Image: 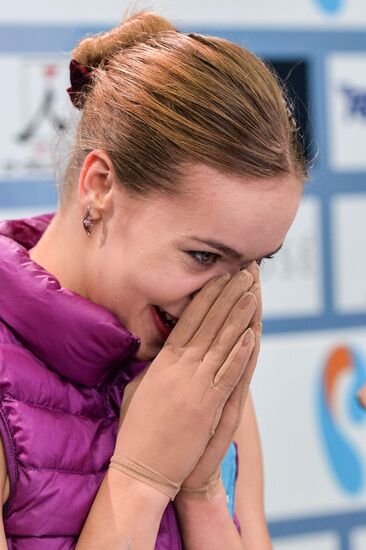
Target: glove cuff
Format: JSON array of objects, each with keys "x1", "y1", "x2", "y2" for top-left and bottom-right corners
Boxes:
[
  {"x1": 110, "y1": 455, "x2": 181, "y2": 500},
  {"x1": 179, "y1": 470, "x2": 222, "y2": 501}
]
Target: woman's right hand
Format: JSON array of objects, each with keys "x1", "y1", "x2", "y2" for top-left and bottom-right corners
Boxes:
[{"x1": 111, "y1": 270, "x2": 257, "y2": 499}]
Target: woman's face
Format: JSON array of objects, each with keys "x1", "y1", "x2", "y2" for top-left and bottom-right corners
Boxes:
[{"x1": 86, "y1": 163, "x2": 302, "y2": 360}]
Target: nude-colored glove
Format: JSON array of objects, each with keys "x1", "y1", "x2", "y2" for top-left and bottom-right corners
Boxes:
[
  {"x1": 110, "y1": 270, "x2": 257, "y2": 500},
  {"x1": 177, "y1": 262, "x2": 262, "y2": 501}
]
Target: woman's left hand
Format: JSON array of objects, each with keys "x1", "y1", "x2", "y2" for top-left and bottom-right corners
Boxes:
[{"x1": 176, "y1": 263, "x2": 262, "y2": 501}]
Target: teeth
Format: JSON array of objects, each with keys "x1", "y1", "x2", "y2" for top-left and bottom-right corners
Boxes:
[{"x1": 157, "y1": 306, "x2": 178, "y2": 326}]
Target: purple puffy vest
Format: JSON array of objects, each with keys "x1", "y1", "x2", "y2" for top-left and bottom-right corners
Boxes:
[{"x1": 0, "y1": 214, "x2": 183, "y2": 549}]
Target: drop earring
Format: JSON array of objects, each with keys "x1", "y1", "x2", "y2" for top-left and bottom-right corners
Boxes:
[{"x1": 82, "y1": 205, "x2": 93, "y2": 237}]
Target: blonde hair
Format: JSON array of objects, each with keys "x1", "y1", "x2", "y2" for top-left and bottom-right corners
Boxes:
[{"x1": 63, "y1": 11, "x2": 307, "y2": 198}]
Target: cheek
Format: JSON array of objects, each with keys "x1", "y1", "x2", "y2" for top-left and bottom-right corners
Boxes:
[
  {"x1": 132, "y1": 258, "x2": 210, "y2": 305},
  {"x1": 99, "y1": 259, "x2": 190, "y2": 307},
  {"x1": 100, "y1": 243, "x2": 213, "y2": 307},
  {"x1": 141, "y1": 271, "x2": 198, "y2": 303}
]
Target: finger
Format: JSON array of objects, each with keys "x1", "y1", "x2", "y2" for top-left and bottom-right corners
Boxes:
[
  {"x1": 249, "y1": 283, "x2": 262, "y2": 324},
  {"x1": 206, "y1": 361, "x2": 249, "y2": 464},
  {"x1": 185, "y1": 270, "x2": 254, "y2": 359},
  {"x1": 205, "y1": 329, "x2": 255, "y2": 436},
  {"x1": 233, "y1": 322, "x2": 262, "y2": 405},
  {"x1": 212, "y1": 327, "x2": 255, "y2": 390},
  {"x1": 246, "y1": 261, "x2": 260, "y2": 284},
  {"x1": 184, "y1": 371, "x2": 248, "y2": 487},
  {"x1": 246, "y1": 262, "x2": 262, "y2": 323},
  {"x1": 214, "y1": 322, "x2": 261, "y2": 440},
  {"x1": 202, "y1": 292, "x2": 257, "y2": 370},
  {"x1": 165, "y1": 273, "x2": 230, "y2": 351}
]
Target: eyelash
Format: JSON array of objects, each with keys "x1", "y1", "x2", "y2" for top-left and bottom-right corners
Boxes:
[
  {"x1": 188, "y1": 251, "x2": 276, "y2": 268},
  {"x1": 256, "y1": 254, "x2": 275, "y2": 267},
  {"x1": 188, "y1": 251, "x2": 220, "y2": 266}
]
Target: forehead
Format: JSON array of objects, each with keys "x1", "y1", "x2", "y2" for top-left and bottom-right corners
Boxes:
[
  {"x1": 176, "y1": 163, "x2": 300, "y2": 210},
  {"x1": 127, "y1": 164, "x2": 302, "y2": 259}
]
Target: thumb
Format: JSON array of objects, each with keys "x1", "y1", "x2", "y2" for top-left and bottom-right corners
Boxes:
[{"x1": 119, "y1": 368, "x2": 148, "y2": 428}]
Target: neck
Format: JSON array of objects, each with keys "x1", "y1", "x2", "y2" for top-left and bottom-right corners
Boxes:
[{"x1": 30, "y1": 210, "x2": 88, "y2": 297}]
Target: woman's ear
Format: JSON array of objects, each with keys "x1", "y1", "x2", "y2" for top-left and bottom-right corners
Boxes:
[{"x1": 78, "y1": 149, "x2": 117, "y2": 218}]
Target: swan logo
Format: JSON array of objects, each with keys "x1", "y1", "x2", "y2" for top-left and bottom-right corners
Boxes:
[
  {"x1": 315, "y1": 0, "x2": 344, "y2": 14},
  {"x1": 318, "y1": 346, "x2": 366, "y2": 494}
]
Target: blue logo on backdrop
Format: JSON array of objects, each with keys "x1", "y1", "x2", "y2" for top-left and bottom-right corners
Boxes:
[
  {"x1": 315, "y1": 0, "x2": 344, "y2": 13},
  {"x1": 342, "y1": 86, "x2": 366, "y2": 119}
]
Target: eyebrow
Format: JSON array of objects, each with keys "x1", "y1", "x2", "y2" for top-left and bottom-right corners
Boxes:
[{"x1": 189, "y1": 237, "x2": 283, "y2": 262}]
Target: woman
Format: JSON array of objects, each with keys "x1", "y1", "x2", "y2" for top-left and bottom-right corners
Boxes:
[{"x1": 0, "y1": 11, "x2": 306, "y2": 550}]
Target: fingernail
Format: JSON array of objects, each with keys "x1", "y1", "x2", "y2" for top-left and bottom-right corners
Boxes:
[
  {"x1": 239, "y1": 293, "x2": 256, "y2": 309},
  {"x1": 242, "y1": 328, "x2": 254, "y2": 346},
  {"x1": 253, "y1": 321, "x2": 262, "y2": 335},
  {"x1": 248, "y1": 261, "x2": 260, "y2": 276},
  {"x1": 238, "y1": 269, "x2": 251, "y2": 281}
]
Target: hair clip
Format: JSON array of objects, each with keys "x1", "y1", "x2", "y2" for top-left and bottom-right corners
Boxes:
[{"x1": 67, "y1": 59, "x2": 92, "y2": 109}]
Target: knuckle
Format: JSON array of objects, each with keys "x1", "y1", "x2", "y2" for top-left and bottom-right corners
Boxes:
[{"x1": 163, "y1": 340, "x2": 183, "y2": 354}]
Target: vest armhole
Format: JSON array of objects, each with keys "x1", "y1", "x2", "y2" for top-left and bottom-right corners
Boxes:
[{"x1": 0, "y1": 408, "x2": 18, "y2": 516}]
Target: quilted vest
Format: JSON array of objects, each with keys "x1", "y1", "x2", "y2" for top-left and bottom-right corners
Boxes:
[{"x1": 0, "y1": 214, "x2": 238, "y2": 549}]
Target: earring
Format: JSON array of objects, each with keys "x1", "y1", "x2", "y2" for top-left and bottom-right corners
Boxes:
[{"x1": 82, "y1": 205, "x2": 93, "y2": 237}]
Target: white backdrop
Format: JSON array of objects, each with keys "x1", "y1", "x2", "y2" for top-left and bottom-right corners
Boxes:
[{"x1": 0, "y1": 0, "x2": 365, "y2": 28}]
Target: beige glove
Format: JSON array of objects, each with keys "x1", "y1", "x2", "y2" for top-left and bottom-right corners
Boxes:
[
  {"x1": 178, "y1": 262, "x2": 262, "y2": 500},
  {"x1": 110, "y1": 270, "x2": 257, "y2": 499}
]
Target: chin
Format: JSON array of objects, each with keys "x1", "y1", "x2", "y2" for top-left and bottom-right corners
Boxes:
[{"x1": 135, "y1": 341, "x2": 162, "y2": 362}]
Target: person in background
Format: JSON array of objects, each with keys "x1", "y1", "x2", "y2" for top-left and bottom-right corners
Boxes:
[{"x1": 0, "y1": 11, "x2": 306, "y2": 550}]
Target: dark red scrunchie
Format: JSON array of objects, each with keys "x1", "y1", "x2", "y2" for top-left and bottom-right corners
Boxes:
[{"x1": 67, "y1": 59, "x2": 92, "y2": 109}]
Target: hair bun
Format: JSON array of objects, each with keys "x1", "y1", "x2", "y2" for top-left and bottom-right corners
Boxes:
[{"x1": 72, "y1": 11, "x2": 175, "y2": 68}]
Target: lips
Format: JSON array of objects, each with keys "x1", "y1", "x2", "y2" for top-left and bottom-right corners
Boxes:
[{"x1": 150, "y1": 305, "x2": 179, "y2": 340}]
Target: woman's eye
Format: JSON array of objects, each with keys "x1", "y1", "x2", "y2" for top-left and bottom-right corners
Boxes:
[{"x1": 188, "y1": 251, "x2": 219, "y2": 266}]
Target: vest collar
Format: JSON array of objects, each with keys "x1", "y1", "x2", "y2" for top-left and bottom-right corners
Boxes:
[{"x1": 0, "y1": 214, "x2": 140, "y2": 387}]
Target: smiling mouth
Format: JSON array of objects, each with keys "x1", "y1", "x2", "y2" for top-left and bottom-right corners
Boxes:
[
  {"x1": 150, "y1": 306, "x2": 178, "y2": 341},
  {"x1": 155, "y1": 306, "x2": 179, "y2": 328},
  {"x1": 150, "y1": 305, "x2": 179, "y2": 341}
]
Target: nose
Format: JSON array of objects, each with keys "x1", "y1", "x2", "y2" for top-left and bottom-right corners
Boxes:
[
  {"x1": 189, "y1": 269, "x2": 236, "y2": 301},
  {"x1": 189, "y1": 264, "x2": 253, "y2": 301}
]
